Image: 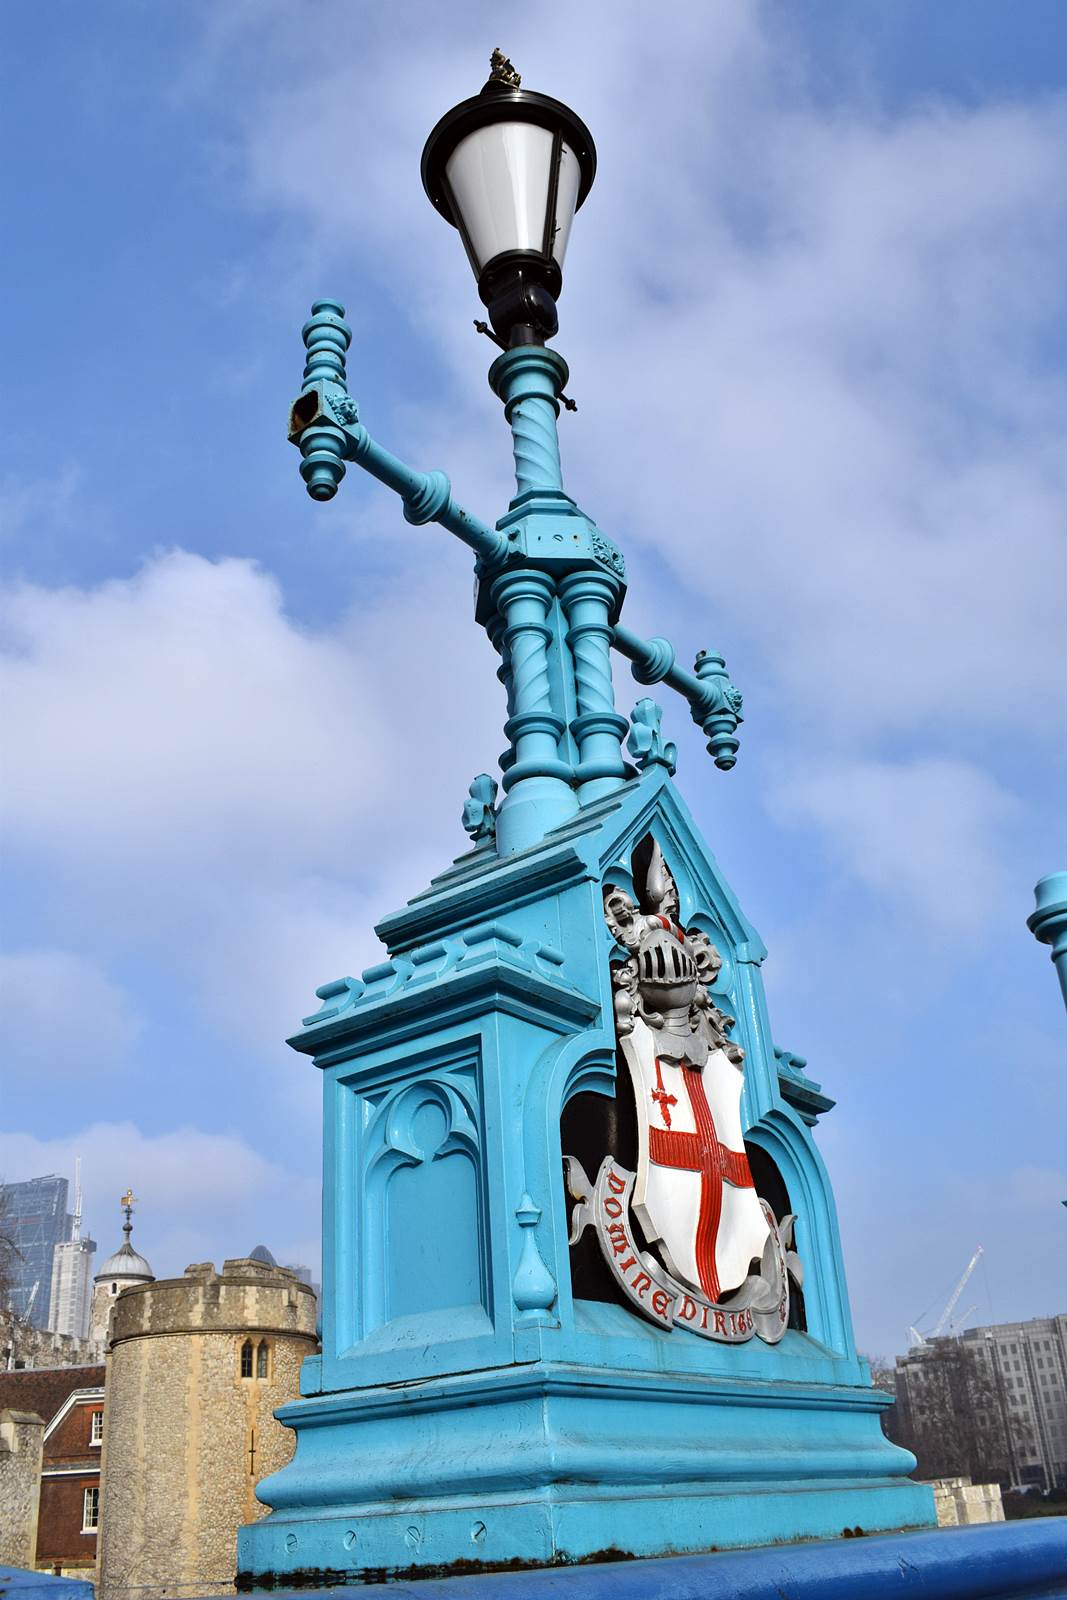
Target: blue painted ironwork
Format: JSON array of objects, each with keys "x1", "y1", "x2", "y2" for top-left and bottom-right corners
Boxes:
[
  {"x1": 249, "y1": 92, "x2": 947, "y2": 1582},
  {"x1": 289, "y1": 299, "x2": 745, "y2": 851},
  {"x1": 1029, "y1": 870, "x2": 1067, "y2": 1015},
  {"x1": 289, "y1": 302, "x2": 507, "y2": 565},
  {"x1": 612, "y1": 624, "x2": 744, "y2": 772},
  {"x1": 238, "y1": 765, "x2": 934, "y2": 1581},
  {"x1": 236, "y1": 1520, "x2": 1067, "y2": 1599},
  {"x1": 461, "y1": 774, "x2": 498, "y2": 844},
  {"x1": 0, "y1": 1572, "x2": 95, "y2": 1600},
  {"x1": 626, "y1": 698, "x2": 677, "y2": 777}
]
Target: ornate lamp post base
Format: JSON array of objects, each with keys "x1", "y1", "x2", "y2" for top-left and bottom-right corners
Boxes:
[
  {"x1": 247, "y1": 54, "x2": 949, "y2": 1591},
  {"x1": 236, "y1": 767, "x2": 932, "y2": 1586}
]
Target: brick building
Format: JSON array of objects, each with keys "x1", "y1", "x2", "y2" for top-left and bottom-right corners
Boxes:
[{"x1": 0, "y1": 1364, "x2": 105, "y2": 1576}]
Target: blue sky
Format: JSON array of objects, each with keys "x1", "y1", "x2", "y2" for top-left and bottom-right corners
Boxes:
[{"x1": 1, "y1": 1, "x2": 1064, "y2": 1357}]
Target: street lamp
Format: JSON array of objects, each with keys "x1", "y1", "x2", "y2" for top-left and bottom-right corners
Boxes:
[
  {"x1": 286, "y1": 50, "x2": 744, "y2": 852},
  {"x1": 242, "y1": 51, "x2": 963, "y2": 1591},
  {"x1": 420, "y1": 48, "x2": 596, "y2": 346}
]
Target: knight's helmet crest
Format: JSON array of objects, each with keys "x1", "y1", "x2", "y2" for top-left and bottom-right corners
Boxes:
[{"x1": 604, "y1": 841, "x2": 732, "y2": 1065}]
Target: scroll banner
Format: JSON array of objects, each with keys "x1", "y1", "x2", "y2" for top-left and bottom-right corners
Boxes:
[{"x1": 574, "y1": 1156, "x2": 792, "y2": 1346}]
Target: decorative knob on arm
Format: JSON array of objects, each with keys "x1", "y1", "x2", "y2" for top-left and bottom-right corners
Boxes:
[
  {"x1": 692, "y1": 650, "x2": 744, "y2": 770},
  {"x1": 288, "y1": 300, "x2": 354, "y2": 502}
]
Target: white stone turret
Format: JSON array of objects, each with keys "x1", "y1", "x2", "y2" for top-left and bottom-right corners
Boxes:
[{"x1": 89, "y1": 1190, "x2": 154, "y2": 1347}]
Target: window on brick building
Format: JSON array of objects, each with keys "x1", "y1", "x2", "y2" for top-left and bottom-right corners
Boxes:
[
  {"x1": 256, "y1": 1340, "x2": 269, "y2": 1379},
  {"x1": 82, "y1": 1487, "x2": 100, "y2": 1531},
  {"x1": 240, "y1": 1339, "x2": 254, "y2": 1377},
  {"x1": 90, "y1": 1410, "x2": 103, "y2": 1445}
]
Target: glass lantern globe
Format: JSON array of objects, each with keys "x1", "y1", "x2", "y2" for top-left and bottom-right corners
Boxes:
[{"x1": 422, "y1": 58, "x2": 596, "y2": 345}]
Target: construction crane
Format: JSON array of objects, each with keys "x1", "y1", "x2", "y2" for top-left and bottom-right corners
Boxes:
[
  {"x1": 907, "y1": 1245, "x2": 984, "y2": 1349},
  {"x1": 71, "y1": 1156, "x2": 83, "y2": 1242},
  {"x1": 946, "y1": 1303, "x2": 978, "y2": 1337}
]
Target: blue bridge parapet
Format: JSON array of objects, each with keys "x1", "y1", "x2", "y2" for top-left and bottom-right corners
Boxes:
[{"x1": 239, "y1": 1521, "x2": 1067, "y2": 1600}]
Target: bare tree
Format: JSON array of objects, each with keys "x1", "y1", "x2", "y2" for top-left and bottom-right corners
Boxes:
[{"x1": 890, "y1": 1338, "x2": 1023, "y2": 1486}]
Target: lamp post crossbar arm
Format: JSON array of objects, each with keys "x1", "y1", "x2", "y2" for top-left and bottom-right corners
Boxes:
[
  {"x1": 290, "y1": 298, "x2": 509, "y2": 567},
  {"x1": 612, "y1": 622, "x2": 744, "y2": 772},
  {"x1": 342, "y1": 423, "x2": 508, "y2": 565}
]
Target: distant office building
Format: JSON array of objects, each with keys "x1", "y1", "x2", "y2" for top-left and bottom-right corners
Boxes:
[
  {"x1": 0, "y1": 1177, "x2": 70, "y2": 1330},
  {"x1": 48, "y1": 1238, "x2": 97, "y2": 1341},
  {"x1": 893, "y1": 1313, "x2": 1067, "y2": 1492}
]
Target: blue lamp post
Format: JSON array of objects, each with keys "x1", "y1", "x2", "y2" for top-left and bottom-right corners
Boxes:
[
  {"x1": 287, "y1": 51, "x2": 742, "y2": 854},
  {"x1": 238, "y1": 51, "x2": 937, "y2": 1586},
  {"x1": 1028, "y1": 871, "x2": 1067, "y2": 1017}
]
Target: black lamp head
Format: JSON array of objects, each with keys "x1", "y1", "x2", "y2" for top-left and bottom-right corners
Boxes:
[{"x1": 421, "y1": 52, "x2": 597, "y2": 345}]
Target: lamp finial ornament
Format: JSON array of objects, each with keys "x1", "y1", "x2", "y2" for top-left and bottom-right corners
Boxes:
[{"x1": 488, "y1": 48, "x2": 521, "y2": 89}]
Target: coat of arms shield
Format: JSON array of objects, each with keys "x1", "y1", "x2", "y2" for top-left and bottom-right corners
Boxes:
[{"x1": 565, "y1": 840, "x2": 802, "y2": 1345}]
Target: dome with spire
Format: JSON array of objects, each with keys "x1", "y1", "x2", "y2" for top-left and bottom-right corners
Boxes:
[
  {"x1": 95, "y1": 1190, "x2": 154, "y2": 1285},
  {"x1": 96, "y1": 1237, "x2": 154, "y2": 1284}
]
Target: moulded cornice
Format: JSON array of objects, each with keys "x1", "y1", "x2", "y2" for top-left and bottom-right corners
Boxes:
[
  {"x1": 291, "y1": 936, "x2": 599, "y2": 1062},
  {"x1": 276, "y1": 1358, "x2": 895, "y2": 1430}
]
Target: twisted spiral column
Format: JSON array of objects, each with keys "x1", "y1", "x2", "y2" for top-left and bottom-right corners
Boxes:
[
  {"x1": 558, "y1": 570, "x2": 629, "y2": 797},
  {"x1": 491, "y1": 568, "x2": 577, "y2": 853},
  {"x1": 486, "y1": 610, "x2": 517, "y2": 775},
  {"x1": 490, "y1": 347, "x2": 568, "y2": 501},
  {"x1": 510, "y1": 396, "x2": 563, "y2": 499}
]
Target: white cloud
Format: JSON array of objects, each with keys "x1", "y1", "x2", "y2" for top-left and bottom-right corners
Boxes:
[
  {"x1": 0, "y1": 550, "x2": 391, "y2": 870},
  {"x1": 0, "y1": 950, "x2": 143, "y2": 1077},
  {"x1": 221, "y1": 5, "x2": 1067, "y2": 755},
  {"x1": 0, "y1": 548, "x2": 505, "y2": 1055},
  {"x1": 565, "y1": 95, "x2": 1067, "y2": 748},
  {"x1": 766, "y1": 756, "x2": 1016, "y2": 932},
  {"x1": 0, "y1": 1121, "x2": 318, "y2": 1280}
]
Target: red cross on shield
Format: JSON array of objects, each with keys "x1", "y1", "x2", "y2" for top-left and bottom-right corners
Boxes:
[{"x1": 623, "y1": 1016, "x2": 771, "y2": 1301}]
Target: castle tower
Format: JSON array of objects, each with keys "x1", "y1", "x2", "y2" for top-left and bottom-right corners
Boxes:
[
  {"x1": 96, "y1": 1252, "x2": 317, "y2": 1600},
  {"x1": 89, "y1": 1191, "x2": 154, "y2": 1347}
]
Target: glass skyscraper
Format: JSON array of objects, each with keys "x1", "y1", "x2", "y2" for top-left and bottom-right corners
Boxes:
[{"x1": 0, "y1": 1174, "x2": 70, "y2": 1329}]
